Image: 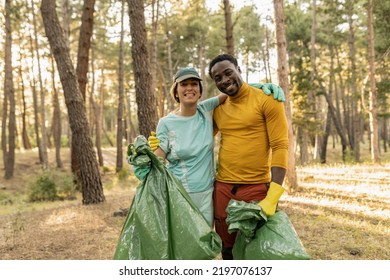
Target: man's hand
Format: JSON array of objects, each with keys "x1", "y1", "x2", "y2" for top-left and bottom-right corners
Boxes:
[
  {"x1": 148, "y1": 131, "x2": 160, "y2": 151},
  {"x1": 249, "y1": 83, "x2": 285, "y2": 102},
  {"x1": 258, "y1": 182, "x2": 285, "y2": 216}
]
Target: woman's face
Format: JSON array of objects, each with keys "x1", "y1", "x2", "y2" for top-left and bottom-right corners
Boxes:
[
  {"x1": 210, "y1": 60, "x2": 243, "y2": 96},
  {"x1": 176, "y1": 78, "x2": 201, "y2": 104}
]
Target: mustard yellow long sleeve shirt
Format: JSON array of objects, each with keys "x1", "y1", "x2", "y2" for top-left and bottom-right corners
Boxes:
[{"x1": 213, "y1": 83, "x2": 289, "y2": 184}]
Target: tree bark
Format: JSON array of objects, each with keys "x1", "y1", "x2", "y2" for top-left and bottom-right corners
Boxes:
[
  {"x1": 273, "y1": 0, "x2": 297, "y2": 191},
  {"x1": 76, "y1": 0, "x2": 95, "y2": 101},
  {"x1": 50, "y1": 55, "x2": 63, "y2": 168},
  {"x1": 346, "y1": 0, "x2": 361, "y2": 162},
  {"x1": 31, "y1": 0, "x2": 49, "y2": 169},
  {"x1": 41, "y1": 0, "x2": 105, "y2": 204},
  {"x1": 16, "y1": 30, "x2": 32, "y2": 150},
  {"x1": 150, "y1": 0, "x2": 160, "y2": 117},
  {"x1": 3, "y1": 0, "x2": 16, "y2": 179},
  {"x1": 319, "y1": 80, "x2": 348, "y2": 160},
  {"x1": 90, "y1": 56, "x2": 103, "y2": 167},
  {"x1": 127, "y1": 0, "x2": 158, "y2": 137},
  {"x1": 116, "y1": 0, "x2": 125, "y2": 173},
  {"x1": 21, "y1": 82, "x2": 32, "y2": 150},
  {"x1": 60, "y1": 0, "x2": 71, "y2": 50},
  {"x1": 265, "y1": 27, "x2": 272, "y2": 82},
  {"x1": 223, "y1": 0, "x2": 235, "y2": 55},
  {"x1": 73, "y1": 0, "x2": 96, "y2": 180},
  {"x1": 367, "y1": 0, "x2": 380, "y2": 163},
  {"x1": 166, "y1": 31, "x2": 175, "y2": 112},
  {"x1": 320, "y1": 109, "x2": 332, "y2": 164},
  {"x1": 310, "y1": 0, "x2": 323, "y2": 161}
]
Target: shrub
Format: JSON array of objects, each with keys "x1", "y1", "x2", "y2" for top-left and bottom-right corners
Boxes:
[
  {"x1": 54, "y1": 172, "x2": 77, "y2": 200},
  {"x1": 27, "y1": 171, "x2": 77, "y2": 202},
  {"x1": 116, "y1": 167, "x2": 130, "y2": 181},
  {"x1": 0, "y1": 191, "x2": 14, "y2": 205},
  {"x1": 27, "y1": 174, "x2": 57, "y2": 202}
]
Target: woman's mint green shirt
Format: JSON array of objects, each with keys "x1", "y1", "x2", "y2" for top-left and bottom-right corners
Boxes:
[{"x1": 156, "y1": 97, "x2": 219, "y2": 193}]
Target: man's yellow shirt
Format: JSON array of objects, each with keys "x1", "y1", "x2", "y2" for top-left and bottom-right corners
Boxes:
[{"x1": 213, "y1": 83, "x2": 289, "y2": 184}]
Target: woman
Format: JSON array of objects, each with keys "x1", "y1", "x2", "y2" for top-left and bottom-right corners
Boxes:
[{"x1": 151, "y1": 67, "x2": 225, "y2": 227}]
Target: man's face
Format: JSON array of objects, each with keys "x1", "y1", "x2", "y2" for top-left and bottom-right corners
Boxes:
[{"x1": 210, "y1": 60, "x2": 243, "y2": 96}]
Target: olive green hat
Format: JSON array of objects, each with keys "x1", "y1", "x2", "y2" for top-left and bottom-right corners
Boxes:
[{"x1": 173, "y1": 67, "x2": 202, "y2": 83}]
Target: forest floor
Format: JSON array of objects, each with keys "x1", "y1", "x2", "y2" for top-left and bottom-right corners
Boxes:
[{"x1": 0, "y1": 148, "x2": 389, "y2": 260}]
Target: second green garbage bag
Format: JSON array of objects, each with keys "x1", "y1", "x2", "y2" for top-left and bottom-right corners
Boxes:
[
  {"x1": 226, "y1": 199, "x2": 310, "y2": 260},
  {"x1": 113, "y1": 136, "x2": 222, "y2": 260}
]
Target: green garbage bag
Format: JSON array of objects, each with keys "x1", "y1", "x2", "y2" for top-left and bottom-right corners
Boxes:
[
  {"x1": 226, "y1": 199, "x2": 310, "y2": 260},
  {"x1": 226, "y1": 199, "x2": 267, "y2": 239},
  {"x1": 113, "y1": 135, "x2": 222, "y2": 260}
]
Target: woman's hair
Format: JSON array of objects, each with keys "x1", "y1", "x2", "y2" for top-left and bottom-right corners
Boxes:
[{"x1": 170, "y1": 80, "x2": 203, "y2": 103}]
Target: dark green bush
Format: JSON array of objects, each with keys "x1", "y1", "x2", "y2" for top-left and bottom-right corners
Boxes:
[
  {"x1": 27, "y1": 174, "x2": 57, "y2": 202},
  {"x1": 55, "y1": 172, "x2": 77, "y2": 200},
  {"x1": 116, "y1": 167, "x2": 130, "y2": 181},
  {"x1": 27, "y1": 171, "x2": 77, "y2": 202}
]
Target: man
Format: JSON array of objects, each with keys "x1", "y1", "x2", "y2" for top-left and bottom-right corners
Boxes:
[{"x1": 209, "y1": 53, "x2": 289, "y2": 260}]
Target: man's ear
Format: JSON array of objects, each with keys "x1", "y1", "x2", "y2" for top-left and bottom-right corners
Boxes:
[{"x1": 237, "y1": 66, "x2": 242, "y2": 73}]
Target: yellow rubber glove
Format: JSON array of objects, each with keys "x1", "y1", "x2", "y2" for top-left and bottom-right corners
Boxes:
[
  {"x1": 148, "y1": 131, "x2": 160, "y2": 151},
  {"x1": 258, "y1": 182, "x2": 285, "y2": 216}
]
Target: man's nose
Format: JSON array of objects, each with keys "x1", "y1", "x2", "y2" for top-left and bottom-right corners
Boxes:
[{"x1": 222, "y1": 76, "x2": 230, "y2": 84}]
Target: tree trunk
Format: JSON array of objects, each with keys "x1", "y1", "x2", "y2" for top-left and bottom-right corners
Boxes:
[
  {"x1": 127, "y1": 0, "x2": 158, "y2": 136},
  {"x1": 223, "y1": 0, "x2": 235, "y2": 55},
  {"x1": 73, "y1": 0, "x2": 96, "y2": 180},
  {"x1": 382, "y1": 119, "x2": 388, "y2": 153},
  {"x1": 346, "y1": 0, "x2": 361, "y2": 162},
  {"x1": 31, "y1": 0, "x2": 49, "y2": 169},
  {"x1": 273, "y1": 0, "x2": 297, "y2": 191},
  {"x1": 319, "y1": 81, "x2": 348, "y2": 160},
  {"x1": 198, "y1": 44, "x2": 208, "y2": 98},
  {"x1": 60, "y1": 0, "x2": 71, "y2": 49},
  {"x1": 166, "y1": 31, "x2": 175, "y2": 112},
  {"x1": 76, "y1": 0, "x2": 95, "y2": 101},
  {"x1": 310, "y1": 0, "x2": 322, "y2": 161},
  {"x1": 367, "y1": 0, "x2": 380, "y2": 163},
  {"x1": 320, "y1": 109, "x2": 332, "y2": 164},
  {"x1": 3, "y1": 0, "x2": 16, "y2": 179},
  {"x1": 2, "y1": 84, "x2": 8, "y2": 169},
  {"x1": 90, "y1": 62, "x2": 103, "y2": 167},
  {"x1": 26, "y1": 0, "x2": 42, "y2": 163},
  {"x1": 21, "y1": 82, "x2": 32, "y2": 150},
  {"x1": 150, "y1": 0, "x2": 160, "y2": 117},
  {"x1": 125, "y1": 91, "x2": 137, "y2": 142},
  {"x1": 16, "y1": 30, "x2": 32, "y2": 150},
  {"x1": 335, "y1": 46, "x2": 352, "y2": 152},
  {"x1": 41, "y1": 0, "x2": 105, "y2": 204},
  {"x1": 116, "y1": 0, "x2": 125, "y2": 173},
  {"x1": 265, "y1": 27, "x2": 272, "y2": 82},
  {"x1": 299, "y1": 129, "x2": 309, "y2": 165},
  {"x1": 50, "y1": 55, "x2": 63, "y2": 169}
]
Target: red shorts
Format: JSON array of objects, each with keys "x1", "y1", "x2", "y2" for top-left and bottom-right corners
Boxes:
[{"x1": 213, "y1": 181, "x2": 269, "y2": 248}]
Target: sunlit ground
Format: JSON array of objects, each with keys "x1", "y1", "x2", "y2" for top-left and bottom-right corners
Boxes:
[{"x1": 279, "y1": 162, "x2": 390, "y2": 259}]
